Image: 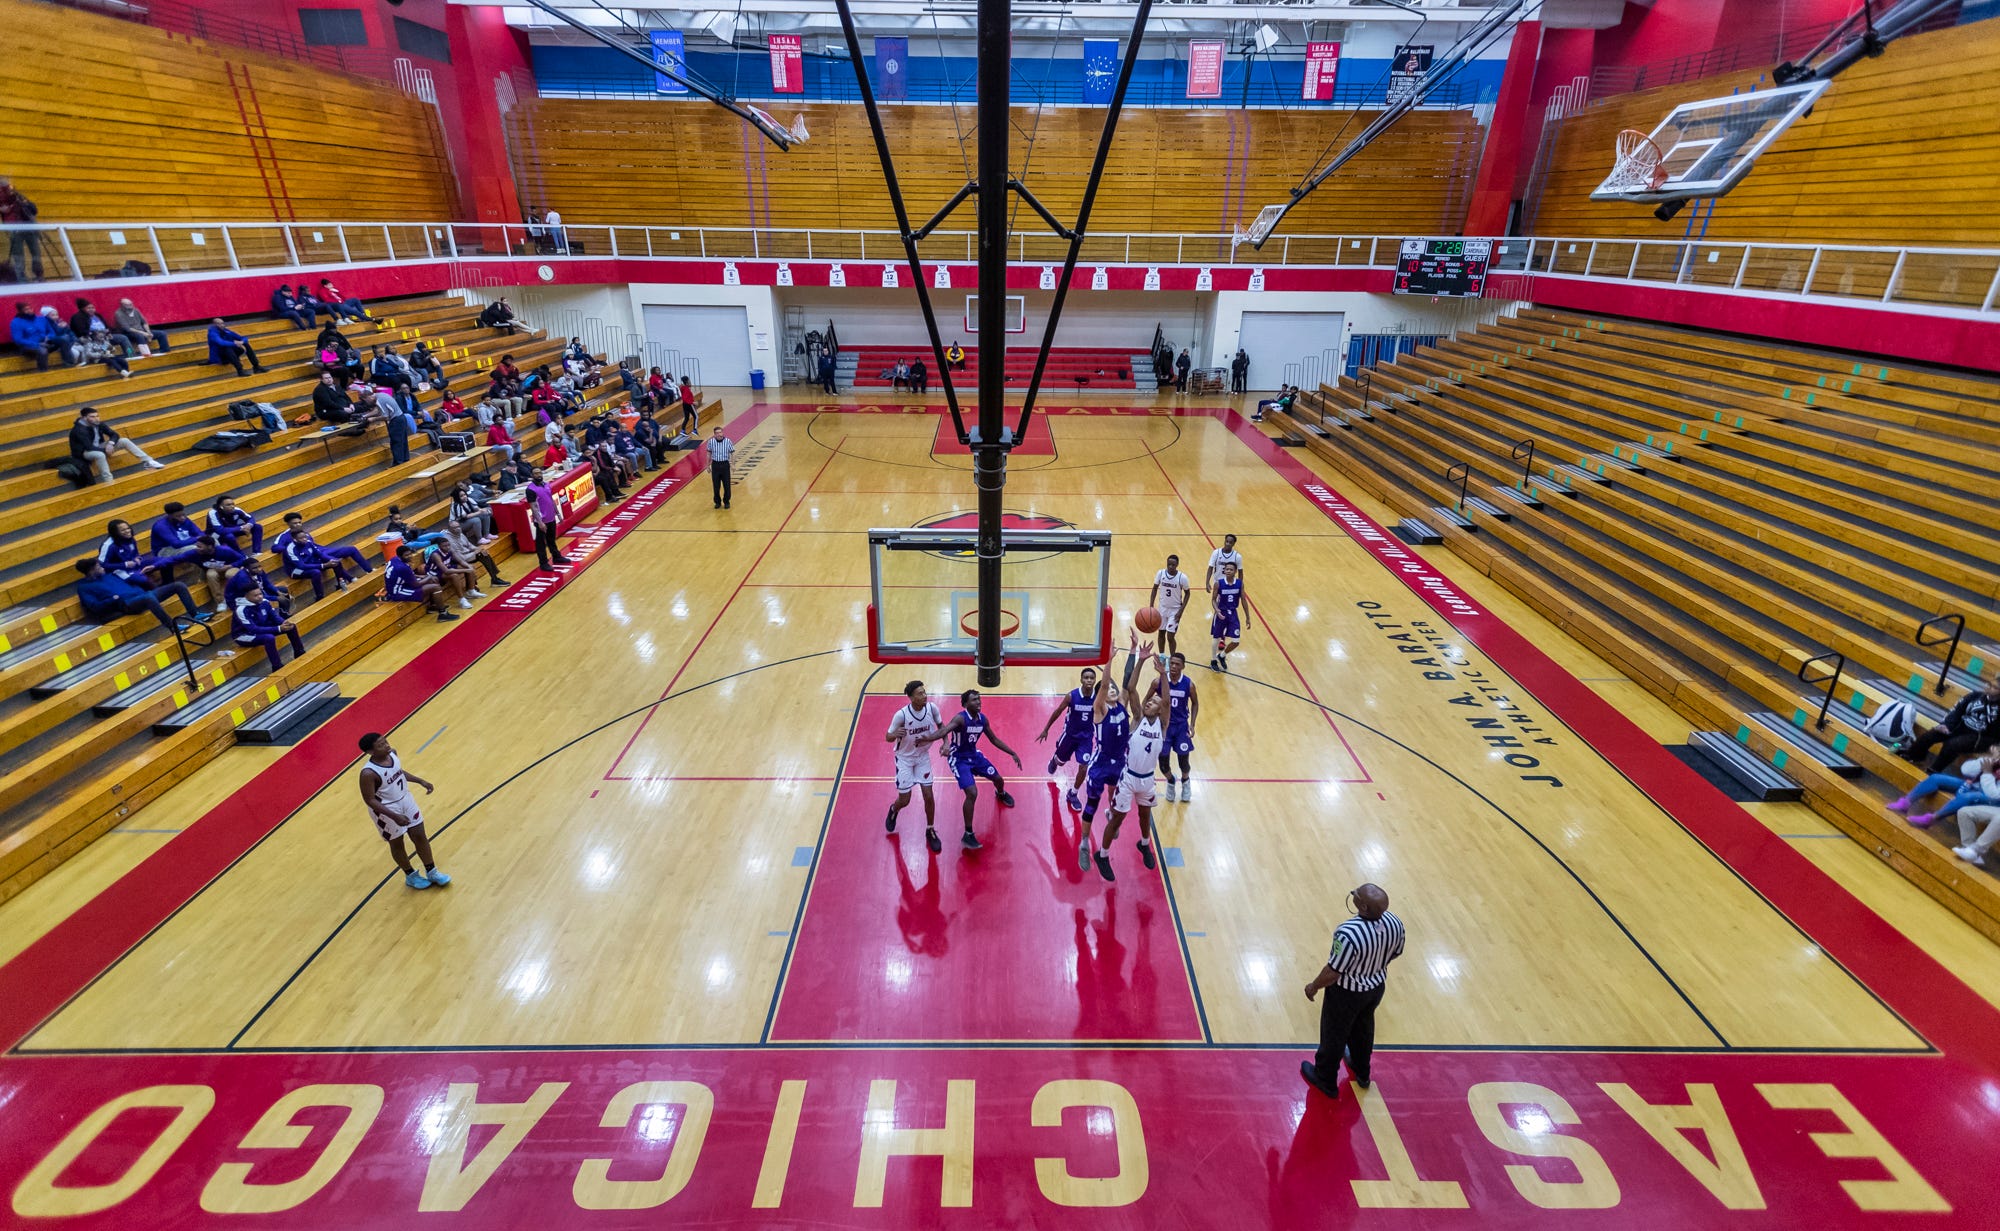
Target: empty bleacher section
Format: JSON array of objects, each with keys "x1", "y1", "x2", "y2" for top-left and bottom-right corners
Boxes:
[
  {"x1": 506, "y1": 102, "x2": 1484, "y2": 243},
  {"x1": 1527, "y1": 16, "x2": 2000, "y2": 246},
  {"x1": 0, "y1": 0, "x2": 457, "y2": 269},
  {"x1": 1272, "y1": 309, "x2": 2000, "y2": 941},
  {"x1": 0, "y1": 290, "x2": 707, "y2": 905}
]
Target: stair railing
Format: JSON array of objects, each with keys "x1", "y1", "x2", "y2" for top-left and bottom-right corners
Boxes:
[
  {"x1": 1443, "y1": 461, "x2": 1471, "y2": 514},
  {"x1": 1798, "y1": 651, "x2": 1847, "y2": 730},
  {"x1": 1511, "y1": 437, "x2": 1538, "y2": 488},
  {"x1": 1915, "y1": 613, "x2": 1965, "y2": 697}
]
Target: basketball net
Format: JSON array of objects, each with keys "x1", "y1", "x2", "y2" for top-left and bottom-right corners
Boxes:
[{"x1": 1604, "y1": 128, "x2": 1667, "y2": 194}]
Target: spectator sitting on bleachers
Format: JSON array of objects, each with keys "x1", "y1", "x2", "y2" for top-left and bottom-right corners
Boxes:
[
  {"x1": 564, "y1": 352, "x2": 601, "y2": 390},
  {"x1": 484, "y1": 414, "x2": 520, "y2": 460},
  {"x1": 95, "y1": 517, "x2": 156, "y2": 582},
  {"x1": 206, "y1": 493, "x2": 264, "y2": 554},
  {"x1": 892, "y1": 358, "x2": 910, "y2": 391},
  {"x1": 312, "y1": 373, "x2": 371, "y2": 427},
  {"x1": 448, "y1": 480, "x2": 497, "y2": 543},
  {"x1": 1889, "y1": 745, "x2": 1999, "y2": 827},
  {"x1": 164, "y1": 535, "x2": 246, "y2": 617},
  {"x1": 206, "y1": 318, "x2": 267, "y2": 376},
  {"x1": 224, "y1": 557, "x2": 290, "y2": 619},
  {"x1": 408, "y1": 340, "x2": 448, "y2": 390},
  {"x1": 231, "y1": 578, "x2": 305, "y2": 672},
  {"x1": 280, "y1": 522, "x2": 364, "y2": 601},
  {"x1": 424, "y1": 541, "x2": 479, "y2": 609},
  {"x1": 370, "y1": 345, "x2": 412, "y2": 387},
  {"x1": 438, "y1": 517, "x2": 504, "y2": 588},
  {"x1": 383, "y1": 545, "x2": 459, "y2": 622},
  {"x1": 71, "y1": 407, "x2": 162, "y2": 483},
  {"x1": 648, "y1": 366, "x2": 671, "y2": 407},
  {"x1": 316, "y1": 279, "x2": 372, "y2": 323},
  {"x1": 476, "y1": 297, "x2": 521, "y2": 335},
  {"x1": 148, "y1": 501, "x2": 205, "y2": 571},
  {"x1": 529, "y1": 380, "x2": 565, "y2": 424},
  {"x1": 486, "y1": 368, "x2": 526, "y2": 420},
  {"x1": 438, "y1": 390, "x2": 468, "y2": 425},
  {"x1": 114, "y1": 298, "x2": 168, "y2": 354},
  {"x1": 911, "y1": 358, "x2": 928, "y2": 395},
  {"x1": 10, "y1": 300, "x2": 58, "y2": 369},
  {"x1": 38, "y1": 307, "x2": 80, "y2": 366},
  {"x1": 613, "y1": 422, "x2": 653, "y2": 472},
  {"x1": 617, "y1": 359, "x2": 643, "y2": 398},
  {"x1": 271, "y1": 284, "x2": 318, "y2": 330},
  {"x1": 70, "y1": 298, "x2": 140, "y2": 356},
  {"x1": 75, "y1": 558, "x2": 203, "y2": 634},
  {"x1": 79, "y1": 327, "x2": 132, "y2": 379},
  {"x1": 634, "y1": 407, "x2": 666, "y2": 466},
  {"x1": 383, "y1": 504, "x2": 447, "y2": 551},
  {"x1": 494, "y1": 454, "x2": 537, "y2": 491},
  {"x1": 1899, "y1": 677, "x2": 2000, "y2": 772}
]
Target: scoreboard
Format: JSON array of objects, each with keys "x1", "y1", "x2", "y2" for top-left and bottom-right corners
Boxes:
[{"x1": 1393, "y1": 238, "x2": 1492, "y2": 297}]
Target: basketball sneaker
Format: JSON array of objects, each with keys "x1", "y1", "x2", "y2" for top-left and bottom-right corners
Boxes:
[
  {"x1": 1077, "y1": 832, "x2": 1092, "y2": 871},
  {"x1": 1047, "y1": 755, "x2": 1059, "y2": 775},
  {"x1": 962, "y1": 830, "x2": 982, "y2": 851},
  {"x1": 884, "y1": 806, "x2": 898, "y2": 833},
  {"x1": 996, "y1": 790, "x2": 1015, "y2": 807},
  {"x1": 1179, "y1": 781, "x2": 1192, "y2": 802},
  {"x1": 404, "y1": 871, "x2": 431, "y2": 889},
  {"x1": 926, "y1": 827, "x2": 942, "y2": 854},
  {"x1": 1138, "y1": 840, "x2": 1156, "y2": 870},
  {"x1": 1064, "y1": 787, "x2": 1081, "y2": 812},
  {"x1": 425, "y1": 868, "x2": 452, "y2": 886},
  {"x1": 1093, "y1": 852, "x2": 1116, "y2": 883}
]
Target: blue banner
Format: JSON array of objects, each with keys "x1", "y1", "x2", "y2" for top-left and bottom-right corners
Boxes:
[
  {"x1": 1082, "y1": 39, "x2": 1119, "y2": 104},
  {"x1": 876, "y1": 36, "x2": 908, "y2": 102},
  {"x1": 651, "y1": 30, "x2": 687, "y2": 94}
]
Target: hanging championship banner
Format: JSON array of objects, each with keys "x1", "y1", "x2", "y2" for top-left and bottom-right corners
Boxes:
[
  {"x1": 1386, "y1": 44, "x2": 1433, "y2": 104},
  {"x1": 1187, "y1": 40, "x2": 1225, "y2": 99},
  {"x1": 876, "y1": 36, "x2": 908, "y2": 102},
  {"x1": 650, "y1": 30, "x2": 687, "y2": 95},
  {"x1": 1302, "y1": 41, "x2": 1341, "y2": 101},
  {"x1": 769, "y1": 34, "x2": 804, "y2": 95}
]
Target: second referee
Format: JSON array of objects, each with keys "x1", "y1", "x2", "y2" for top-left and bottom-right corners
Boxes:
[{"x1": 1302, "y1": 881, "x2": 1405, "y2": 1099}]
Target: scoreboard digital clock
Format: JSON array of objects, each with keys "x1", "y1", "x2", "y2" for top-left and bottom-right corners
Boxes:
[{"x1": 1393, "y1": 238, "x2": 1492, "y2": 297}]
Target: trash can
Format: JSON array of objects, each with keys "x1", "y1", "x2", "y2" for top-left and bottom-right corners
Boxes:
[{"x1": 749, "y1": 369, "x2": 765, "y2": 390}]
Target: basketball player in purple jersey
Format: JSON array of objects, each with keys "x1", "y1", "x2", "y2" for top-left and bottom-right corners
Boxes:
[
  {"x1": 1036, "y1": 666, "x2": 1099, "y2": 812},
  {"x1": 934, "y1": 689, "x2": 1022, "y2": 850}
]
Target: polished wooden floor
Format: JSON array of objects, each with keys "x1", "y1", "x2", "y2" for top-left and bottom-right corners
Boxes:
[{"x1": 3, "y1": 394, "x2": 1998, "y2": 1226}]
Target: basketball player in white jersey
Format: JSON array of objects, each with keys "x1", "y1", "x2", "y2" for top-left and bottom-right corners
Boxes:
[
  {"x1": 885, "y1": 679, "x2": 947, "y2": 854},
  {"x1": 1148, "y1": 553, "x2": 1193, "y2": 657},
  {"x1": 1204, "y1": 533, "x2": 1244, "y2": 590},
  {"x1": 1078, "y1": 631, "x2": 1165, "y2": 882},
  {"x1": 357, "y1": 732, "x2": 452, "y2": 890}
]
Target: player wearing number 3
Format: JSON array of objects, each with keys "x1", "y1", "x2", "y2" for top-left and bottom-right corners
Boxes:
[{"x1": 1148, "y1": 553, "x2": 1192, "y2": 658}]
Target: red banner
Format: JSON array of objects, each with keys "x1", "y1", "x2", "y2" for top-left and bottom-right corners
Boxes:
[
  {"x1": 1303, "y1": 40, "x2": 1341, "y2": 100},
  {"x1": 1186, "y1": 39, "x2": 1224, "y2": 98},
  {"x1": 768, "y1": 33, "x2": 804, "y2": 94}
]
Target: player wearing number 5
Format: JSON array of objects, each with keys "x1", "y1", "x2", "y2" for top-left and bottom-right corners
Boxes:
[{"x1": 1209, "y1": 559, "x2": 1250, "y2": 672}]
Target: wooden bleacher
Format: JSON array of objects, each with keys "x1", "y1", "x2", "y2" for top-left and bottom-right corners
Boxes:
[
  {"x1": 507, "y1": 101, "x2": 1484, "y2": 242},
  {"x1": 841, "y1": 345, "x2": 1143, "y2": 391},
  {"x1": 1528, "y1": 16, "x2": 2000, "y2": 250},
  {"x1": 0, "y1": 0, "x2": 456, "y2": 272},
  {"x1": 0, "y1": 290, "x2": 667, "y2": 904},
  {"x1": 1270, "y1": 308, "x2": 2000, "y2": 942}
]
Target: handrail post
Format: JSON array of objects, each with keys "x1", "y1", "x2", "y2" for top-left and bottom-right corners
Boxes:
[
  {"x1": 282, "y1": 224, "x2": 300, "y2": 266},
  {"x1": 220, "y1": 224, "x2": 240, "y2": 270},
  {"x1": 56, "y1": 226, "x2": 81, "y2": 281},
  {"x1": 1915, "y1": 613, "x2": 1966, "y2": 697},
  {"x1": 1444, "y1": 461, "x2": 1470, "y2": 513},
  {"x1": 1511, "y1": 437, "x2": 1537, "y2": 488},
  {"x1": 1798, "y1": 651, "x2": 1847, "y2": 730},
  {"x1": 337, "y1": 225, "x2": 351, "y2": 264}
]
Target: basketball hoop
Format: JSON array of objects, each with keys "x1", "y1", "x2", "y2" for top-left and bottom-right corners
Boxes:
[{"x1": 1603, "y1": 128, "x2": 1667, "y2": 194}]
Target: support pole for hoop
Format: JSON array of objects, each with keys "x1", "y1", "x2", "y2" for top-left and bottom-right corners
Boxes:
[{"x1": 973, "y1": 0, "x2": 1010, "y2": 687}]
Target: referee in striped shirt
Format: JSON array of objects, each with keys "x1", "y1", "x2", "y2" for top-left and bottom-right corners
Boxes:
[{"x1": 1301, "y1": 882, "x2": 1404, "y2": 1099}]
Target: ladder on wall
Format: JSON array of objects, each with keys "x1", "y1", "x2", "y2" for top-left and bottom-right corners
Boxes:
[{"x1": 781, "y1": 306, "x2": 808, "y2": 383}]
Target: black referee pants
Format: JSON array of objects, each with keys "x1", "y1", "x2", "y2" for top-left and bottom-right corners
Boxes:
[
  {"x1": 711, "y1": 461, "x2": 731, "y2": 507},
  {"x1": 1315, "y1": 981, "x2": 1385, "y2": 1082}
]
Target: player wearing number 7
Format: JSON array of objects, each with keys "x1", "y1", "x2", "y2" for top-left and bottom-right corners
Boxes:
[
  {"x1": 935, "y1": 689, "x2": 1022, "y2": 852},
  {"x1": 1209, "y1": 559, "x2": 1250, "y2": 672}
]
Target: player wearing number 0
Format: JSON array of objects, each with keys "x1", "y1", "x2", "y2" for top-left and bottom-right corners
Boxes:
[
  {"x1": 1148, "y1": 554, "x2": 1193, "y2": 658},
  {"x1": 935, "y1": 689, "x2": 1022, "y2": 851},
  {"x1": 1036, "y1": 666, "x2": 1098, "y2": 812},
  {"x1": 1209, "y1": 559, "x2": 1250, "y2": 672},
  {"x1": 1157, "y1": 652, "x2": 1199, "y2": 801},
  {"x1": 1078, "y1": 630, "x2": 1164, "y2": 882},
  {"x1": 885, "y1": 680, "x2": 947, "y2": 854}
]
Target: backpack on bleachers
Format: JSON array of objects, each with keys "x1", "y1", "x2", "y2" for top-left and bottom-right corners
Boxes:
[
  {"x1": 47, "y1": 458, "x2": 90, "y2": 487},
  {"x1": 1864, "y1": 700, "x2": 1916, "y2": 750},
  {"x1": 193, "y1": 428, "x2": 271, "y2": 453}
]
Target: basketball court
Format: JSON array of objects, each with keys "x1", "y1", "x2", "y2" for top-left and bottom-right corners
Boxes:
[{"x1": 1, "y1": 395, "x2": 1994, "y2": 1224}]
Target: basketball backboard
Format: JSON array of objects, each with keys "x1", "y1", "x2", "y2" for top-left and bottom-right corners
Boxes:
[
  {"x1": 1590, "y1": 80, "x2": 1828, "y2": 204},
  {"x1": 964, "y1": 294, "x2": 1027, "y2": 334},
  {"x1": 866, "y1": 527, "x2": 1112, "y2": 668}
]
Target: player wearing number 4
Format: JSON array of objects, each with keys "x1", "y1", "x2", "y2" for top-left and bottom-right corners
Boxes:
[
  {"x1": 1210, "y1": 559, "x2": 1250, "y2": 671},
  {"x1": 1078, "y1": 630, "x2": 1163, "y2": 882},
  {"x1": 936, "y1": 689, "x2": 1022, "y2": 851}
]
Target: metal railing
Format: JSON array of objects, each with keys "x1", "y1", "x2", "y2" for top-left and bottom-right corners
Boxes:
[{"x1": 6, "y1": 221, "x2": 1999, "y2": 322}]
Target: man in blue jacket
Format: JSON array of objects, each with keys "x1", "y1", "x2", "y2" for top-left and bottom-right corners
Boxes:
[
  {"x1": 225, "y1": 558, "x2": 292, "y2": 619},
  {"x1": 163, "y1": 535, "x2": 246, "y2": 617},
  {"x1": 231, "y1": 585, "x2": 305, "y2": 672},
  {"x1": 384, "y1": 545, "x2": 458, "y2": 622},
  {"x1": 207, "y1": 318, "x2": 267, "y2": 376},
  {"x1": 10, "y1": 301, "x2": 56, "y2": 370},
  {"x1": 270, "y1": 284, "x2": 316, "y2": 330},
  {"x1": 149, "y1": 501, "x2": 204, "y2": 573},
  {"x1": 74, "y1": 559, "x2": 204, "y2": 633}
]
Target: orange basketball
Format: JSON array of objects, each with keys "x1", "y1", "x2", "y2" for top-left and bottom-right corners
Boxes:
[{"x1": 1135, "y1": 606, "x2": 1162, "y2": 634}]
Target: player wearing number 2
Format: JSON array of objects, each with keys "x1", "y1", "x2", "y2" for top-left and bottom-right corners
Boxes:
[
  {"x1": 1209, "y1": 559, "x2": 1250, "y2": 672},
  {"x1": 935, "y1": 688, "x2": 1022, "y2": 851}
]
